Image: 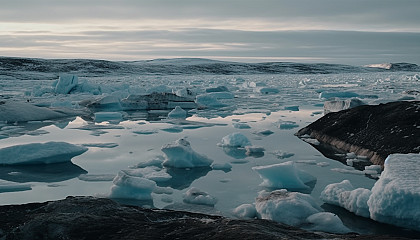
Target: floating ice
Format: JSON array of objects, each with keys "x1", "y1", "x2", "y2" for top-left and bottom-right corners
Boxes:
[
  {"x1": 0, "y1": 142, "x2": 88, "y2": 165},
  {"x1": 206, "y1": 86, "x2": 229, "y2": 93},
  {"x1": 330, "y1": 168, "x2": 365, "y2": 175},
  {"x1": 55, "y1": 74, "x2": 78, "y2": 94},
  {"x1": 195, "y1": 94, "x2": 226, "y2": 107},
  {"x1": 0, "y1": 179, "x2": 32, "y2": 193},
  {"x1": 147, "y1": 85, "x2": 172, "y2": 94},
  {"x1": 161, "y1": 138, "x2": 213, "y2": 168},
  {"x1": 284, "y1": 105, "x2": 299, "y2": 111},
  {"x1": 252, "y1": 129, "x2": 274, "y2": 136},
  {"x1": 168, "y1": 106, "x2": 187, "y2": 119},
  {"x1": 183, "y1": 187, "x2": 217, "y2": 206},
  {"x1": 211, "y1": 162, "x2": 232, "y2": 171},
  {"x1": 232, "y1": 122, "x2": 251, "y2": 129},
  {"x1": 252, "y1": 161, "x2": 316, "y2": 190},
  {"x1": 319, "y1": 91, "x2": 360, "y2": 99},
  {"x1": 0, "y1": 101, "x2": 66, "y2": 122},
  {"x1": 233, "y1": 203, "x2": 257, "y2": 219},
  {"x1": 305, "y1": 212, "x2": 351, "y2": 234},
  {"x1": 320, "y1": 180, "x2": 371, "y2": 218},
  {"x1": 219, "y1": 132, "x2": 251, "y2": 147},
  {"x1": 276, "y1": 120, "x2": 299, "y2": 130},
  {"x1": 133, "y1": 129, "x2": 158, "y2": 135},
  {"x1": 368, "y1": 153, "x2": 420, "y2": 231},
  {"x1": 271, "y1": 150, "x2": 294, "y2": 159},
  {"x1": 245, "y1": 145, "x2": 265, "y2": 155},
  {"x1": 256, "y1": 189, "x2": 322, "y2": 226},
  {"x1": 323, "y1": 98, "x2": 365, "y2": 114},
  {"x1": 109, "y1": 170, "x2": 156, "y2": 200},
  {"x1": 257, "y1": 87, "x2": 279, "y2": 94},
  {"x1": 94, "y1": 112, "x2": 123, "y2": 122},
  {"x1": 133, "y1": 156, "x2": 164, "y2": 168},
  {"x1": 86, "y1": 95, "x2": 122, "y2": 111},
  {"x1": 82, "y1": 143, "x2": 119, "y2": 148},
  {"x1": 78, "y1": 174, "x2": 116, "y2": 182},
  {"x1": 123, "y1": 167, "x2": 172, "y2": 182}
]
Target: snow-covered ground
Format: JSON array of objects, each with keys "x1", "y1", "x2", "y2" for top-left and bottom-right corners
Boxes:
[{"x1": 0, "y1": 58, "x2": 419, "y2": 236}]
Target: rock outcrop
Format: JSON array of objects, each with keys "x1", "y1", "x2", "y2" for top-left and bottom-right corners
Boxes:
[
  {"x1": 296, "y1": 101, "x2": 420, "y2": 166},
  {"x1": 0, "y1": 196, "x2": 409, "y2": 240}
]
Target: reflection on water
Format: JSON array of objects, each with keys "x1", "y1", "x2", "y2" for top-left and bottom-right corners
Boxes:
[
  {"x1": 158, "y1": 167, "x2": 211, "y2": 190},
  {"x1": 0, "y1": 162, "x2": 87, "y2": 183}
]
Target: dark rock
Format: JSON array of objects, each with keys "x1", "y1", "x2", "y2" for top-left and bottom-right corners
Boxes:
[
  {"x1": 296, "y1": 101, "x2": 420, "y2": 165},
  {"x1": 0, "y1": 196, "x2": 410, "y2": 240}
]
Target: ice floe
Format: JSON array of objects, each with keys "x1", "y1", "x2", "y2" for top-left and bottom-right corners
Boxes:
[
  {"x1": 305, "y1": 212, "x2": 351, "y2": 234},
  {"x1": 167, "y1": 106, "x2": 187, "y2": 119},
  {"x1": 233, "y1": 203, "x2": 257, "y2": 219},
  {"x1": 218, "y1": 132, "x2": 251, "y2": 147},
  {"x1": 183, "y1": 187, "x2": 217, "y2": 206},
  {"x1": 161, "y1": 138, "x2": 213, "y2": 168},
  {"x1": 0, "y1": 142, "x2": 88, "y2": 165},
  {"x1": 109, "y1": 170, "x2": 157, "y2": 200}
]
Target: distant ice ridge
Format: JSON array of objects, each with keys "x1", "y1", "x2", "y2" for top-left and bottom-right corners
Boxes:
[
  {"x1": 0, "y1": 142, "x2": 88, "y2": 165},
  {"x1": 161, "y1": 138, "x2": 213, "y2": 168},
  {"x1": 321, "y1": 153, "x2": 420, "y2": 231}
]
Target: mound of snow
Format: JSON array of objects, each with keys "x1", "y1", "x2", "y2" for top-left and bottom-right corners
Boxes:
[
  {"x1": 233, "y1": 204, "x2": 257, "y2": 218},
  {"x1": 320, "y1": 180, "x2": 371, "y2": 218},
  {"x1": 324, "y1": 98, "x2": 365, "y2": 114},
  {"x1": 0, "y1": 101, "x2": 67, "y2": 122},
  {"x1": 109, "y1": 171, "x2": 156, "y2": 200},
  {"x1": 0, "y1": 142, "x2": 88, "y2": 165},
  {"x1": 305, "y1": 212, "x2": 351, "y2": 234},
  {"x1": 183, "y1": 187, "x2": 217, "y2": 206},
  {"x1": 168, "y1": 106, "x2": 187, "y2": 119},
  {"x1": 219, "y1": 132, "x2": 251, "y2": 147},
  {"x1": 368, "y1": 153, "x2": 420, "y2": 231},
  {"x1": 55, "y1": 74, "x2": 78, "y2": 94},
  {"x1": 252, "y1": 161, "x2": 316, "y2": 190},
  {"x1": 161, "y1": 138, "x2": 213, "y2": 168},
  {"x1": 256, "y1": 189, "x2": 321, "y2": 226}
]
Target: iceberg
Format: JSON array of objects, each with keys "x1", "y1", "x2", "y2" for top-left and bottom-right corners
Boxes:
[
  {"x1": 94, "y1": 112, "x2": 123, "y2": 122},
  {"x1": 161, "y1": 138, "x2": 213, "y2": 168},
  {"x1": 305, "y1": 212, "x2": 351, "y2": 234},
  {"x1": 233, "y1": 203, "x2": 257, "y2": 219},
  {"x1": 55, "y1": 74, "x2": 78, "y2": 94},
  {"x1": 183, "y1": 187, "x2": 217, "y2": 206},
  {"x1": 109, "y1": 171, "x2": 156, "y2": 200},
  {"x1": 323, "y1": 98, "x2": 365, "y2": 114},
  {"x1": 252, "y1": 161, "x2": 316, "y2": 190},
  {"x1": 0, "y1": 101, "x2": 67, "y2": 122},
  {"x1": 167, "y1": 106, "x2": 187, "y2": 119},
  {"x1": 255, "y1": 189, "x2": 322, "y2": 226},
  {"x1": 219, "y1": 132, "x2": 251, "y2": 147},
  {"x1": 0, "y1": 142, "x2": 88, "y2": 165}
]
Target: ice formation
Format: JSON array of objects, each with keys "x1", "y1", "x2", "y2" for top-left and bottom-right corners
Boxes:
[
  {"x1": 245, "y1": 145, "x2": 265, "y2": 155},
  {"x1": 195, "y1": 94, "x2": 226, "y2": 107},
  {"x1": 211, "y1": 162, "x2": 232, "y2": 171},
  {"x1": 323, "y1": 98, "x2": 365, "y2": 114},
  {"x1": 0, "y1": 180, "x2": 32, "y2": 193},
  {"x1": 78, "y1": 174, "x2": 116, "y2": 182},
  {"x1": 233, "y1": 203, "x2": 257, "y2": 219},
  {"x1": 0, "y1": 142, "x2": 88, "y2": 165},
  {"x1": 109, "y1": 171, "x2": 157, "y2": 200},
  {"x1": 94, "y1": 112, "x2": 123, "y2": 122},
  {"x1": 55, "y1": 74, "x2": 78, "y2": 94},
  {"x1": 276, "y1": 120, "x2": 299, "y2": 130},
  {"x1": 205, "y1": 86, "x2": 229, "y2": 93},
  {"x1": 305, "y1": 212, "x2": 351, "y2": 234},
  {"x1": 183, "y1": 187, "x2": 217, "y2": 206},
  {"x1": 284, "y1": 105, "x2": 299, "y2": 111},
  {"x1": 255, "y1": 189, "x2": 322, "y2": 226},
  {"x1": 257, "y1": 87, "x2": 279, "y2": 94},
  {"x1": 123, "y1": 167, "x2": 172, "y2": 182},
  {"x1": 161, "y1": 138, "x2": 213, "y2": 168},
  {"x1": 252, "y1": 161, "x2": 316, "y2": 190},
  {"x1": 232, "y1": 122, "x2": 251, "y2": 129},
  {"x1": 219, "y1": 132, "x2": 251, "y2": 147},
  {"x1": 0, "y1": 101, "x2": 67, "y2": 122},
  {"x1": 167, "y1": 106, "x2": 187, "y2": 119}
]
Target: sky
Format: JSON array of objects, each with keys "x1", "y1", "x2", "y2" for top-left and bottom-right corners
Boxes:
[{"x1": 1, "y1": 0, "x2": 420, "y2": 65}]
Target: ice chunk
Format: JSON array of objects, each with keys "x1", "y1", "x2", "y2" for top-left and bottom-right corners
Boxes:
[
  {"x1": 82, "y1": 143, "x2": 119, "y2": 148},
  {"x1": 324, "y1": 98, "x2": 365, "y2": 114},
  {"x1": 161, "y1": 138, "x2": 213, "y2": 168},
  {"x1": 284, "y1": 105, "x2": 299, "y2": 111},
  {"x1": 232, "y1": 122, "x2": 251, "y2": 129},
  {"x1": 219, "y1": 132, "x2": 251, "y2": 147},
  {"x1": 305, "y1": 212, "x2": 351, "y2": 234},
  {"x1": 123, "y1": 167, "x2": 172, "y2": 182},
  {"x1": 276, "y1": 120, "x2": 299, "y2": 130},
  {"x1": 109, "y1": 171, "x2": 156, "y2": 200},
  {"x1": 319, "y1": 91, "x2": 360, "y2": 99},
  {"x1": 252, "y1": 129, "x2": 274, "y2": 136},
  {"x1": 271, "y1": 150, "x2": 294, "y2": 159},
  {"x1": 256, "y1": 189, "x2": 321, "y2": 226},
  {"x1": 367, "y1": 153, "x2": 420, "y2": 231},
  {"x1": 168, "y1": 106, "x2": 187, "y2": 119},
  {"x1": 0, "y1": 179, "x2": 32, "y2": 193},
  {"x1": 195, "y1": 94, "x2": 226, "y2": 107},
  {"x1": 94, "y1": 112, "x2": 123, "y2": 122},
  {"x1": 257, "y1": 87, "x2": 279, "y2": 94},
  {"x1": 147, "y1": 85, "x2": 172, "y2": 94},
  {"x1": 211, "y1": 162, "x2": 232, "y2": 171},
  {"x1": 206, "y1": 86, "x2": 229, "y2": 93},
  {"x1": 183, "y1": 187, "x2": 217, "y2": 206},
  {"x1": 233, "y1": 204, "x2": 257, "y2": 219},
  {"x1": 55, "y1": 74, "x2": 78, "y2": 94},
  {"x1": 0, "y1": 101, "x2": 66, "y2": 122},
  {"x1": 78, "y1": 174, "x2": 115, "y2": 182},
  {"x1": 320, "y1": 180, "x2": 371, "y2": 218},
  {"x1": 133, "y1": 156, "x2": 164, "y2": 168},
  {"x1": 245, "y1": 145, "x2": 265, "y2": 156},
  {"x1": 0, "y1": 142, "x2": 88, "y2": 165},
  {"x1": 252, "y1": 161, "x2": 316, "y2": 190},
  {"x1": 87, "y1": 96, "x2": 122, "y2": 111}
]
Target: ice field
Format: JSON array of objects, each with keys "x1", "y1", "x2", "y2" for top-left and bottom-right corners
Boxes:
[{"x1": 0, "y1": 59, "x2": 419, "y2": 236}]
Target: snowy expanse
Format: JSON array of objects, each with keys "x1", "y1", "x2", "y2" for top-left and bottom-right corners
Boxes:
[{"x1": 0, "y1": 58, "x2": 419, "y2": 236}]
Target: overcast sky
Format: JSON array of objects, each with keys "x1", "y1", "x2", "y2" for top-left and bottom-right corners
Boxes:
[{"x1": 1, "y1": 0, "x2": 420, "y2": 65}]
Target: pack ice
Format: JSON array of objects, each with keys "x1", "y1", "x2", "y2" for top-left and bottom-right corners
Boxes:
[
  {"x1": 0, "y1": 142, "x2": 88, "y2": 165},
  {"x1": 321, "y1": 153, "x2": 420, "y2": 231}
]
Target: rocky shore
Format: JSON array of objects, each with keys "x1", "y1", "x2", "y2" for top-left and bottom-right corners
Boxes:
[{"x1": 296, "y1": 101, "x2": 420, "y2": 166}]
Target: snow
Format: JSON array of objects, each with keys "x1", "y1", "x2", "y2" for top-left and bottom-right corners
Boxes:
[
  {"x1": 109, "y1": 170, "x2": 157, "y2": 200},
  {"x1": 255, "y1": 189, "x2": 322, "y2": 226},
  {"x1": 233, "y1": 204, "x2": 257, "y2": 219},
  {"x1": 167, "y1": 106, "x2": 187, "y2": 119},
  {"x1": 252, "y1": 161, "x2": 316, "y2": 190},
  {"x1": 324, "y1": 98, "x2": 365, "y2": 114},
  {"x1": 55, "y1": 74, "x2": 78, "y2": 94},
  {"x1": 368, "y1": 153, "x2": 420, "y2": 231},
  {"x1": 0, "y1": 142, "x2": 88, "y2": 165},
  {"x1": 305, "y1": 212, "x2": 351, "y2": 234},
  {"x1": 161, "y1": 138, "x2": 213, "y2": 168},
  {"x1": 219, "y1": 132, "x2": 251, "y2": 147},
  {"x1": 183, "y1": 187, "x2": 217, "y2": 206}
]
